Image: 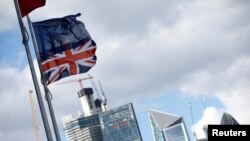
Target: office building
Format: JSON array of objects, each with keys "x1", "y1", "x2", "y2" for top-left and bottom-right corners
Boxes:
[
  {"x1": 149, "y1": 109, "x2": 190, "y2": 141},
  {"x1": 62, "y1": 113, "x2": 103, "y2": 141},
  {"x1": 62, "y1": 115, "x2": 82, "y2": 141},
  {"x1": 62, "y1": 88, "x2": 104, "y2": 141},
  {"x1": 62, "y1": 87, "x2": 142, "y2": 141},
  {"x1": 99, "y1": 103, "x2": 143, "y2": 141},
  {"x1": 220, "y1": 112, "x2": 239, "y2": 125},
  {"x1": 78, "y1": 88, "x2": 105, "y2": 117}
]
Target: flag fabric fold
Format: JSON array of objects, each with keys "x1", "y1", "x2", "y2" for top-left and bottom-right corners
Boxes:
[
  {"x1": 32, "y1": 13, "x2": 97, "y2": 85},
  {"x1": 18, "y1": 0, "x2": 46, "y2": 17}
]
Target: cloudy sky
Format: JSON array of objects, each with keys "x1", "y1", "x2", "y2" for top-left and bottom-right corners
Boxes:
[{"x1": 0, "y1": 0, "x2": 250, "y2": 141}]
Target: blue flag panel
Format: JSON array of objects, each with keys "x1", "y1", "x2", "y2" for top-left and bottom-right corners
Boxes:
[{"x1": 32, "y1": 13, "x2": 97, "y2": 84}]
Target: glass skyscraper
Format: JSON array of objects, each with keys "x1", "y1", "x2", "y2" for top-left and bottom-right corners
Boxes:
[
  {"x1": 62, "y1": 114, "x2": 103, "y2": 141},
  {"x1": 62, "y1": 87, "x2": 104, "y2": 141},
  {"x1": 220, "y1": 112, "x2": 239, "y2": 125},
  {"x1": 63, "y1": 103, "x2": 142, "y2": 141},
  {"x1": 62, "y1": 88, "x2": 142, "y2": 141},
  {"x1": 99, "y1": 103, "x2": 143, "y2": 141},
  {"x1": 149, "y1": 109, "x2": 190, "y2": 141}
]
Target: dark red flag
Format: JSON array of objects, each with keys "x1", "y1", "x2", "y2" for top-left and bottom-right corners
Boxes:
[{"x1": 18, "y1": 0, "x2": 46, "y2": 17}]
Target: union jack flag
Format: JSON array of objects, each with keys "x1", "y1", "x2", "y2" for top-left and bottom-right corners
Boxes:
[
  {"x1": 41, "y1": 40, "x2": 96, "y2": 84},
  {"x1": 32, "y1": 14, "x2": 97, "y2": 84}
]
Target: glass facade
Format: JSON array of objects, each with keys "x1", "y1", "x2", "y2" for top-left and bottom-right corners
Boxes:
[
  {"x1": 149, "y1": 109, "x2": 190, "y2": 141},
  {"x1": 63, "y1": 103, "x2": 142, "y2": 141},
  {"x1": 149, "y1": 113, "x2": 164, "y2": 141},
  {"x1": 220, "y1": 112, "x2": 239, "y2": 125},
  {"x1": 78, "y1": 114, "x2": 103, "y2": 141},
  {"x1": 62, "y1": 115, "x2": 84, "y2": 141},
  {"x1": 62, "y1": 114, "x2": 103, "y2": 141},
  {"x1": 163, "y1": 123, "x2": 187, "y2": 141},
  {"x1": 78, "y1": 114, "x2": 100, "y2": 128},
  {"x1": 99, "y1": 103, "x2": 142, "y2": 141}
]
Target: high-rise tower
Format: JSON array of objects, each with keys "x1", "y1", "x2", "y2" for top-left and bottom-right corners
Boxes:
[
  {"x1": 99, "y1": 103, "x2": 143, "y2": 141},
  {"x1": 78, "y1": 88, "x2": 104, "y2": 116},
  {"x1": 149, "y1": 109, "x2": 190, "y2": 141},
  {"x1": 220, "y1": 112, "x2": 239, "y2": 125},
  {"x1": 62, "y1": 83, "x2": 142, "y2": 141},
  {"x1": 62, "y1": 87, "x2": 105, "y2": 141}
]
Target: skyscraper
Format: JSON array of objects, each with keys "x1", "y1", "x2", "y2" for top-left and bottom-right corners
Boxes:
[
  {"x1": 62, "y1": 87, "x2": 142, "y2": 141},
  {"x1": 62, "y1": 114, "x2": 103, "y2": 141},
  {"x1": 220, "y1": 112, "x2": 239, "y2": 125},
  {"x1": 149, "y1": 109, "x2": 190, "y2": 141},
  {"x1": 99, "y1": 103, "x2": 143, "y2": 141},
  {"x1": 62, "y1": 114, "x2": 83, "y2": 141},
  {"x1": 62, "y1": 87, "x2": 104, "y2": 141}
]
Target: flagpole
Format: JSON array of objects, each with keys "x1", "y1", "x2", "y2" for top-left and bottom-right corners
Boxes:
[
  {"x1": 13, "y1": 0, "x2": 53, "y2": 141},
  {"x1": 27, "y1": 15, "x2": 62, "y2": 141}
]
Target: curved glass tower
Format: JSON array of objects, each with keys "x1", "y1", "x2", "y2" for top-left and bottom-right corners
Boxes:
[{"x1": 220, "y1": 112, "x2": 239, "y2": 125}]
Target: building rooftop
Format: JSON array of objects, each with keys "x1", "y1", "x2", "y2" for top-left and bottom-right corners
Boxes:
[
  {"x1": 149, "y1": 109, "x2": 182, "y2": 130},
  {"x1": 220, "y1": 112, "x2": 239, "y2": 125}
]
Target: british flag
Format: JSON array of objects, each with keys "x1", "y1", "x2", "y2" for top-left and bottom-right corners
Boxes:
[
  {"x1": 41, "y1": 40, "x2": 96, "y2": 84},
  {"x1": 32, "y1": 14, "x2": 97, "y2": 84}
]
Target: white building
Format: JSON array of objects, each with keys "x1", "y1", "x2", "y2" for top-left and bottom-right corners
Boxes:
[{"x1": 62, "y1": 88, "x2": 105, "y2": 141}]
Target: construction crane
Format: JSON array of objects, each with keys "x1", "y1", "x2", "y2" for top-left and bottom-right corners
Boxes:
[
  {"x1": 56, "y1": 76, "x2": 93, "y2": 89},
  {"x1": 98, "y1": 80, "x2": 107, "y2": 110},
  {"x1": 88, "y1": 74, "x2": 101, "y2": 99},
  {"x1": 88, "y1": 74, "x2": 108, "y2": 110},
  {"x1": 28, "y1": 90, "x2": 41, "y2": 141}
]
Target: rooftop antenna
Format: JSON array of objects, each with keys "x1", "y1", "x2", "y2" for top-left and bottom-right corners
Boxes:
[
  {"x1": 202, "y1": 95, "x2": 208, "y2": 139},
  {"x1": 98, "y1": 80, "x2": 107, "y2": 109},
  {"x1": 202, "y1": 95, "x2": 206, "y2": 111},
  {"x1": 189, "y1": 102, "x2": 197, "y2": 141}
]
